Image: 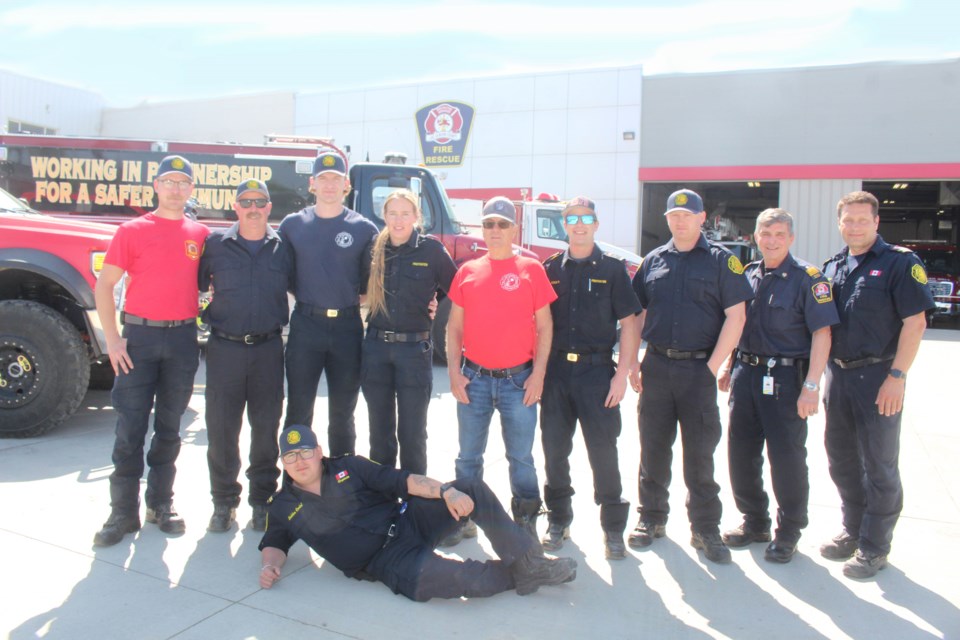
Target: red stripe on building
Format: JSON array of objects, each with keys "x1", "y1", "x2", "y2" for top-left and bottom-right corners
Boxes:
[{"x1": 638, "y1": 163, "x2": 960, "y2": 181}]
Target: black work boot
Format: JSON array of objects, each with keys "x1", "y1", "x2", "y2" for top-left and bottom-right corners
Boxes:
[
  {"x1": 820, "y1": 530, "x2": 858, "y2": 560},
  {"x1": 251, "y1": 504, "x2": 269, "y2": 532},
  {"x1": 843, "y1": 549, "x2": 888, "y2": 579},
  {"x1": 511, "y1": 548, "x2": 578, "y2": 595},
  {"x1": 93, "y1": 512, "x2": 141, "y2": 547},
  {"x1": 604, "y1": 531, "x2": 627, "y2": 560},
  {"x1": 628, "y1": 519, "x2": 666, "y2": 549},
  {"x1": 511, "y1": 497, "x2": 543, "y2": 540},
  {"x1": 207, "y1": 504, "x2": 236, "y2": 533},
  {"x1": 438, "y1": 518, "x2": 477, "y2": 548},
  {"x1": 146, "y1": 504, "x2": 186, "y2": 535},
  {"x1": 722, "y1": 522, "x2": 772, "y2": 548},
  {"x1": 600, "y1": 501, "x2": 630, "y2": 560},
  {"x1": 541, "y1": 521, "x2": 571, "y2": 551},
  {"x1": 691, "y1": 532, "x2": 732, "y2": 564}
]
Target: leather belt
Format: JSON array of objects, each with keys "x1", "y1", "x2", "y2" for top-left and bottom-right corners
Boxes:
[
  {"x1": 553, "y1": 350, "x2": 613, "y2": 364},
  {"x1": 832, "y1": 355, "x2": 894, "y2": 370},
  {"x1": 649, "y1": 344, "x2": 709, "y2": 360},
  {"x1": 120, "y1": 312, "x2": 194, "y2": 328},
  {"x1": 368, "y1": 328, "x2": 431, "y2": 343},
  {"x1": 737, "y1": 351, "x2": 804, "y2": 367},
  {"x1": 211, "y1": 327, "x2": 282, "y2": 345},
  {"x1": 297, "y1": 303, "x2": 359, "y2": 318},
  {"x1": 463, "y1": 357, "x2": 533, "y2": 378}
]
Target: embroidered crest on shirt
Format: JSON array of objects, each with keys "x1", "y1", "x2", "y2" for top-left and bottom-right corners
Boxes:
[
  {"x1": 336, "y1": 470, "x2": 350, "y2": 483},
  {"x1": 911, "y1": 264, "x2": 928, "y2": 284},
  {"x1": 727, "y1": 255, "x2": 744, "y2": 275},
  {"x1": 185, "y1": 240, "x2": 200, "y2": 261},
  {"x1": 812, "y1": 282, "x2": 832, "y2": 304},
  {"x1": 335, "y1": 232, "x2": 354, "y2": 248},
  {"x1": 500, "y1": 273, "x2": 521, "y2": 291}
]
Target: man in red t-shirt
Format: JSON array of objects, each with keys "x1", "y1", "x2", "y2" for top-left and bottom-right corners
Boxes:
[
  {"x1": 92, "y1": 155, "x2": 210, "y2": 547},
  {"x1": 443, "y1": 197, "x2": 556, "y2": 546}
]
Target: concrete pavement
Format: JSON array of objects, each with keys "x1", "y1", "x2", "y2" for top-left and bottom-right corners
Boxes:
[{"x1": 2, "y1": 331, "x2": 959, "y2": 639}]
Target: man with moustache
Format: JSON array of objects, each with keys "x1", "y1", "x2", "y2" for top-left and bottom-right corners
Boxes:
[{"x1": 199, "y1": 179, "x2": 294, "y2": 533}]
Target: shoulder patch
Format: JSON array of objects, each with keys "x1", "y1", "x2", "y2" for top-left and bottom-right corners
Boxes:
[
  {"x1": 812, "y1": 281, "x2": 833, "y2": 304},
  {"x1": 911, "y1": 263, "x2": 928, "y2": 284},
  {"x1": 805, "y1": 265, "x2": 822, "y2": 278},
  {"x1": 727, "y1": 255, "x2": 745, "y2": 275},
  {"x1": 544, "y1": 251, "x2": 563, "y2": 264}
]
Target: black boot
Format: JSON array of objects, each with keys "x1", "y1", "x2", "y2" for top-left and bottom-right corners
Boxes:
[
  {"x1": 600, "y1": 501, "x2": 630, "y2": 559},
  {"x1": 511, "y1": 548, "x2": 577, "y2": 595},
  {"x1": 93, "y1": 512, "x2": 141, "y2": 547},
  {"x1": 207, "y1": 504, "x2": 236, "y2": 533},
  {"x1": 511, "y1": 497, "x2": 543, "y2": 540}
]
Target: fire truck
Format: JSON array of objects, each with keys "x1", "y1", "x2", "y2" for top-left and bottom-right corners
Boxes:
[{"x1": 0, "y1": 134, "x2": 530, "y2": 434}]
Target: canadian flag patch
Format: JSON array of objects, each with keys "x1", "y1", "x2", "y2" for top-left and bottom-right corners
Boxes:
[
  {"x1": 336, "y1": 470, "x2": 350, "y2": 483},
  {"x1": 869, "y1": 270, "x2": 883, "y2": 276}
]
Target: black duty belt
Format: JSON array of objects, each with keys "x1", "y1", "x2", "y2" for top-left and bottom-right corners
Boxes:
[
  {"x1": 832, "y1": 355, "x2": 894, "y2": 370},
  {"x1": 737, "y1": 351, "x2": 805, "y2": 367},
  {"x1": 649, "y1": 344, "x2": 709, "y2": 360},
  {"x1": 463, "y1": 357, "x2": 533, "y2": 378},
  {"x1": 211, "y1": 327, "x2": 282, "y2": 345},
  {"x1": 553, "y1": 350, "x2": 613, "y2": 365},
  {"x1": 297, "y1": 303, "x2": 359, "y2": 318},
  {"x1": 368, "y1": 328, "x2": 431, "y2": 343},
  {"x1": 120, "y1": 312, "x2": 194, "y2": 328}
]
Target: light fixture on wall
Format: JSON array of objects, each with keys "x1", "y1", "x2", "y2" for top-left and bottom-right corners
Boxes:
[
  {"x1": 892, "y1": 183, "x2": 909, "y2": 190},
  {"x1": 747, "y1": 181, "x2": 761, "y2": 188},
  {"x1": 622, "y1": 131, "x2": 636, "y2": 141}
]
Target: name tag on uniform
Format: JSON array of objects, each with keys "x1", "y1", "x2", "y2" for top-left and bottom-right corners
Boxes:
[{"x1": 762, "y1": 376, "x2": 775, "y2": 396}]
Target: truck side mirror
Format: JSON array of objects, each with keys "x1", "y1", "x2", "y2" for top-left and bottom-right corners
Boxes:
[{"x1": 409, "y1": 177, "x2": 422, "y2": 197}]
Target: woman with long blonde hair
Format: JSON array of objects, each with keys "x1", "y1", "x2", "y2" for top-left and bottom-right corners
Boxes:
[{"x1": 362, "y1": 189, "x2": 457, "y2": 474}]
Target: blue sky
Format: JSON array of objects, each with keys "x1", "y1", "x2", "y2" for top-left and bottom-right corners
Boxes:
[{"x1": 2, "y1": 0, "x2": 957, "y2": 107}]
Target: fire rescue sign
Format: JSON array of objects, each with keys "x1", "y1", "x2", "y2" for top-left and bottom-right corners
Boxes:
[{"x1": 415, "y1": 101, "x2": 474, "y2": 167}]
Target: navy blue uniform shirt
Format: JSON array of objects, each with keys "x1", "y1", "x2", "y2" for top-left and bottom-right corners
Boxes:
[
  {"x1": 822, "y1": 235, "x2": 935, "y2": 361},
  {"x1": 198, "y1": 222, "x2": 293, "y2": 335},
  {"x1": 739, "y1": 253, "x2": 840, "y2": 358},
  {"x1": 632, "y1": 233, "x2": 754, "y2": 351},
  {"x1": 259, "y1": 455, "x2": 411, "y2": 578},
  {"x1": 367, "y1": 230, "x2": 458, "y2": 333},
  {"x1": 545, "y1": 245, "x2": 642, "y2": 352},
  {"x1": 278, "y1": 206, "x2": 379, "y2": 309}
]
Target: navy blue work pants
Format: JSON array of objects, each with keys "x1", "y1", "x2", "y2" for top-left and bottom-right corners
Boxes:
[
  {"x1": 284, "y1": 308, "x2": 362, "y2": 456},
  {"x1": 109, "y1": 323, "x2": 200, "y2": 514},
  {"x1": 360, "y1": 336, "x2": 434, "y2": 475},
  {"x1": 727, "y1": 360, "x2": 809, "y2": 540},
  {"x1": 824, "y1": 361, "x2": 903, "y2": 555},
  {"x1": 365, "y1": 477, "x2": 536, "y2": 601},
  {"x1": 204, "y1": 334, "x2": 283, "y2": 507},
  {"x1": 636, "y1": 352, "x2": 723, "y2": 534}
]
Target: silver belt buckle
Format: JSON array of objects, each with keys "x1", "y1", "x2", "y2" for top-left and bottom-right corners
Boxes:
[
  {"x1": 326, "y1": 309, "x2": 338, "y2": 318},
  {"x1": 566, "y1": 353, "x2": 579, "y2": 362},
  {"x1": 244, "y1": 334, "x2": 255, "y2": 345}
]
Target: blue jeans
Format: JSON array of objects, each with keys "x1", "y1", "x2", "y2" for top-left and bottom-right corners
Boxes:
[{"x1": 454, "y1": 365, "x2": 540, "y2": 500}]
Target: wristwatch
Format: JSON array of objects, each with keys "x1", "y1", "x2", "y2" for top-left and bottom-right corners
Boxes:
[
  {"x1": 888, "y1": 368, "x2": 907, "y2": 380},
  {"x1": 802, "y1": 380, "x2": 819, "y2": 392},
  {"x1": 440, "y1": 482, "x2": 455, "y2": 499}
]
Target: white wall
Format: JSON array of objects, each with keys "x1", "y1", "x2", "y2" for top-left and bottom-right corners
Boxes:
[
  {"x1": 0, "y1": 70, "x2": 102, "y2": 135},
  {"x1": 295, "y1": 66, "x2": 644, "y2": 251}
]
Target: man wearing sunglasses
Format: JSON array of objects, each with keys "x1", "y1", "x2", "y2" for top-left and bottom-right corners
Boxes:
[
  {"x1": 93, "y1": 155, "x2": 210, "y2": 546},
  {"x1": 627, "y1": 188, "x2": 753, "y2": 564},
  {"x1": 443, "y1": 197, "x2": 557, "y2": 545},
  {"x1": 539, "y1": 197, "x2": 641, "y2": 559},
  {"x1": 198, "y1": 179, "x2": 294, "y2": 533},
  {"x1": 258, "y1": 424, "x2": 576, "y2": 600}
]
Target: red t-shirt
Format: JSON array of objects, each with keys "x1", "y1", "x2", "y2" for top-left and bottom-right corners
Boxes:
[
  {"x1": 448, "y1": 254, "x2": 557, "y2": 368},
  {"x1": 105, "y1": 213, "x2": 209, "y2": 321}
]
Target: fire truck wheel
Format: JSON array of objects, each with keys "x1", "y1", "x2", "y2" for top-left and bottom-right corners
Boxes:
[
  {"x1": 431, "y1": 296, "x2": 451, "y2": 365},
  {"x1": 0, "y1": 300, "x2": 90, "y2": 437}
]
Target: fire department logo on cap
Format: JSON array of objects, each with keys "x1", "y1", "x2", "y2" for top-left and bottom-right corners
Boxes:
[
  {"x1": 185, "y1": 240, "x2": 200, "y2": 261},
  {"x1": 727, "y1": 255, "x2": 744, "y2": 275},
  {"x1": 246, "y1": 179, "x2": 259, "y2": 189},
  {"x1": 500, "y1": 273, "x2": 521, "y2": 292},
  {"x1": 172, "y1": 158, "x2": 184, "y2": 170},
  {"x1": 322, "y1": 155, "x2": 336, "y2": 167},
  {"x1": 911, "y1": 264, "x2": 928, "y2": 284},
  {"x1": 675, "y1": 193, "x2": 688, "y2": 206},
  {"x1": 286, "y1": 430, "x2": 302, "y2": 446}
]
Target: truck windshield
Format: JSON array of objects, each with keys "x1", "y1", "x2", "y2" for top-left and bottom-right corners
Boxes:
[
  {"x1": 0, "y1": 187, "x2": 34, "y2": 213},
  {"x1": 434, "y1": 178, "x2": 463, "y2": 235}
]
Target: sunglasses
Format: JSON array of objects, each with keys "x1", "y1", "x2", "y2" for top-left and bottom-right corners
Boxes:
[
  {"x1": 565, "y1": 214, "x2": 596, "y2": 225},
  {"x1": 237, "y1": 198, "x2": 269, "y2": 209},
  {"x1": 482, "y1": 219, "x2": 513, "y2": 229}
]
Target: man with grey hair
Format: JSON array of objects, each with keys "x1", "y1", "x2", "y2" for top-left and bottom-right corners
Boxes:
[{"x1": 718, "y1": 208, "x2": 838, "y2": 563}]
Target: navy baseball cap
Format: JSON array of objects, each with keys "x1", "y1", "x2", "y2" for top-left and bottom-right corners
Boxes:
[
  {"x1": 157, "y1": 155, "x2": 194, "y2": 181},
  {"x1": 665, "y1": 189, "x2": 704, "y2": 215},
  {"x1": 313, "y1": 151, "x2": 347, "y2": 177},
  {"x1": 279, "y1": 425, "x2": 319, "y2": 455},
  {"x1": 236, "y1": 178, "x2": 270, "y2": 199},
  {"x1": 481, "y1": 196, "x2": 517, "y2": 224},
  {"x1": 562, "y1": 196, "x2": 597, "y2": 216}
]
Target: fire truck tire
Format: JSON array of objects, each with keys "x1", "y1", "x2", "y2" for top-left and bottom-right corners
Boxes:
[
  {"x1": 88, "y1": 360, "x2": 116, "y2": 390},
  {"x1": 0, "y1": 300, "x2": 90, "y2": 438},
  {"x1": 431, "y1": 296, "x2": 452, "y2": 365}
]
